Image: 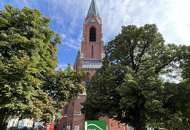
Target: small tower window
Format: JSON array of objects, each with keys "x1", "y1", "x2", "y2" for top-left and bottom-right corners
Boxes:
[{"x1": 90, "y1": 27, "x2": 96, "y2": 42}]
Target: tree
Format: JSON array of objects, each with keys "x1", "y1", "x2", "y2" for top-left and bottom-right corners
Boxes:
[
  {"x1": 165, "y1": 45, "x2": 190, "y2": 129},
  {"x1": 0, "y1": 5, "x2": 84, "y2": 129},
  {"x1": 43, "y1": 67, "x2": 85, "y2": 113},
  {"x1": 160, "y1": 45, "x2": 190, "y2": 130},
  {"x1": 180, "y1": 45, "x2": 190, "y2": 129},
  {"x1": 181, "y1": 45, "x2": 190, "y2": 85},
  {"x1": 84, "y1": 24, "x2": 182, "y2": 130}
]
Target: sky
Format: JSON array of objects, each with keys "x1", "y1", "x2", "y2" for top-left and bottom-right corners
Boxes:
[{"x1": 0, "y1": 0, "x2": 190, "y2": 70}]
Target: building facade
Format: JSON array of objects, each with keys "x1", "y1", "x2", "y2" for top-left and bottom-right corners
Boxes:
[{"x1": 58, "y1": 0, "x2": 131, "y2": 130}]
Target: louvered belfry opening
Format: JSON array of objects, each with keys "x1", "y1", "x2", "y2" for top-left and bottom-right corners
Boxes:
[{"x1": 90, "y1": 27, "x2": 96, "y2": 42}]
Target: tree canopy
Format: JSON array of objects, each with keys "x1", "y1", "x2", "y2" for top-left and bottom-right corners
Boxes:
[
  {"x1": 84, "y1": 24, "x2": 188, "y2": 130},
  {"x1": 0, "y1": 5, "x2": 84, "y2": 128}
]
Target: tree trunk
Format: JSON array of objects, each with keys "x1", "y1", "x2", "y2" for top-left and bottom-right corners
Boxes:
[
  {"x1": 134, "y1": 110, "x2": 140, "y2": 130},
  {"x1": 134, "y1": 118, "x2": 142, "y2": 130},
  {"x1": 133, "y1": 94, "x2": 146, "y2": 130},
  {"x1": 0, "y1": 111, "x2": 8, "y2": 130},
  {"x1": 134, "y1": 123, "x2": 146, "y2": 130},
  {"x1": 134, "y1": 107, "x2": 146, "y2": 130}
]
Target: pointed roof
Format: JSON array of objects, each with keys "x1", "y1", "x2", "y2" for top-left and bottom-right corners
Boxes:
[{"x1": 87, "y1": 0, "x2": 99, "y2": 17}]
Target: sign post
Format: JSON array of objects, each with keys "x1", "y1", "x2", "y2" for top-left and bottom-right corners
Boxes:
[{"x1": 85, "y1": 120, "x2": 106, "y2": 130}]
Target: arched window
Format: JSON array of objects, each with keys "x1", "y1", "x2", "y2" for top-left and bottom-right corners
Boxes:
[{"x1": 89, "y1": 27, "x2": 96, "y2": 42}]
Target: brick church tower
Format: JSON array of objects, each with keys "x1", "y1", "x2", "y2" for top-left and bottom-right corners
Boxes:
[
  {"x1": 58, "y1": 1, "x2": 131, "y2": 130},
  {"x1": 58, "y1": 1, "x2": 104, "y2": 130},
  {"x1": 74, "y1": 0, "x2": 104, "y2": 78}
]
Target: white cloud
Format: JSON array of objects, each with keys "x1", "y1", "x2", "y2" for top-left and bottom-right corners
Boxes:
[
  {"x1": 6, "y1": 0, "x2": 190, "y2": 46},
  {"x1": 56, "y1": 64, "x2": 68, "y2": 71},
  {"x1": 165, "y1": 0, "x2": 190, "y2": 44},
  {"x1": 52, "y1": 0, "x2": 190, "y2": 45},
  {"x1": 62, "y1": 38, "x2": 81, "y2": 50},
  {"x1": 39, "y1": 0, "x2": 190, "y2": 46},
  {"x1": 2, "y1": 0, "x2": 189, "y2": 66},
  {"x1": 94, "y1": 0, "x2": 189, "y2": 45},
  {"x1": 61, "y1": 33, "x2": 66, "y2": 40}
]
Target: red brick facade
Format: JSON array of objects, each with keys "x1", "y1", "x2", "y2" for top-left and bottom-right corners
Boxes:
[
  {"x1": 58, "y1": 94, "x2": 86, "y2": 130},
  {"x1": 74, "y1": 15, "x2": 104, "y2": 78},
  {"x1": 100, "y1": 117, "x2": 132, "y2": 130}
]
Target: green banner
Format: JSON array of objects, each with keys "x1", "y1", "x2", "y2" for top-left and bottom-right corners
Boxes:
[{"x1": 85, "y1": 120, "x2": 106, "y2": 130}]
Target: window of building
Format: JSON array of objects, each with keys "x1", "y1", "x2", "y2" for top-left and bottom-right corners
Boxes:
[
  {"x1": 89, "y1": 27, "x2": 96, "y2": 42},
  {"x1": 66, "y1": 125, "x2": 71, "y2": 130},
  {"x1": 74, "y1": 125, "x2": 80, "y2": 130}
]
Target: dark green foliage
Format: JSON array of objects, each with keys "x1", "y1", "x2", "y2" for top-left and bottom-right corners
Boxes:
[
  {"x1": 85, "y1": 24, "x2": 184, "y2": 130},
  {"x1": 163, "y1": 46, "x2": 190, "y2": 129}
]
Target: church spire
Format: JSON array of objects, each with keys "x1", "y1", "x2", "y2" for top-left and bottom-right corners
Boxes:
[{"x1": 87, "y1": 0, "x2": 99, "y2": 17}]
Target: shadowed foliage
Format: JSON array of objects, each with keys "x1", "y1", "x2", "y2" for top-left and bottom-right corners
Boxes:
[{"x1": 84, "y1": 24, "x2": 189, "y2": 130}]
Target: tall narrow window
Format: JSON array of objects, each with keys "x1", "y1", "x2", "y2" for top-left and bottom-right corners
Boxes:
[
  {"x1": 92, "y1": 45, "x2": 94, "y2": 58},
  {"x1": 90, "y1": 27, "x2": 96, "y2": 42}
]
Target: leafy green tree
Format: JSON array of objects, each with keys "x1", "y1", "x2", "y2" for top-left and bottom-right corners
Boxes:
[
  {"x1": 44, "y1": 67, "x2": 85, "y2": 112},
  {"x1": 182, "y1": 45, "x2": 190, "y2": 85},
  {"x1": 160, "y1": 45, "x2": 190, "y2": 130},
  {"x1": 84, "y1": 24, "x2": 182, "y2": 130},
  {"x1": 0, "y1": 5, "x2": 84, "y2": 129},
  {"x1": 180, "y1": 46, "x2": 190, "y2": 129},
  {"x1": 161, "y1": 82, "x2": 190, "y2": 130}
]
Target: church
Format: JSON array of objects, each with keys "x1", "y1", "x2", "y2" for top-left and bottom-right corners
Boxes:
[
  {"x1": 58, "y1": 0, "x2": 132, "y2": 130},
  {"x1": 74, "y1": 0, "x2": 104, "y2": 78}
]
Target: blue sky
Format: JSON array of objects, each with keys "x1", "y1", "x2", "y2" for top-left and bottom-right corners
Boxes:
[{"x1": 0, "y1": 0, "x2": 190, "y2": 70}]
